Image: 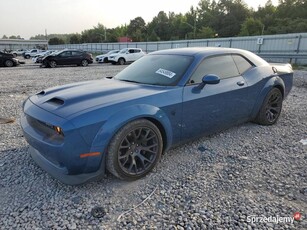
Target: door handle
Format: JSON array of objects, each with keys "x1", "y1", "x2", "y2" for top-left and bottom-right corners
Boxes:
[{"x1": 237, "y1": 81, "x2": 245, "y2": 86}]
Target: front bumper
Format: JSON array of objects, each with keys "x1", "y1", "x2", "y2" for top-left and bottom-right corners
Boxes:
[
  {"x1": 21, "y1": 99, "x2": 106, "y2": 184},
  {"x1": 29, "y1": 146, "x2": 105, "y2": 185}
]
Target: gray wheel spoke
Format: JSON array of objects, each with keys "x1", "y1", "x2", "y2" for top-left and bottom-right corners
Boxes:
[
  {"x1": 140, "y1": 145, "x2": 157, "y2": 154},
  {"x1": 118, "y1": 126, "x2": 159, "y2": 175}
]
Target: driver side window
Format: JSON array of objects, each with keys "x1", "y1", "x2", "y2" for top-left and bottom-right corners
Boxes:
[{"x1": 189, "y1": 55, "x2": 239, "y2": 84}]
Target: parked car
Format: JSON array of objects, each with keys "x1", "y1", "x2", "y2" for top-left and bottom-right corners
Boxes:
[
  {"x1": 108, "y1": 48, "x2": 146, "y2": 65},
  {"x1": 11, "y1": 49, "x2": 26, "y2": 57},
  {"x1": 96, "y1": 50, "x2": 120, "y2": 63},
  {"x1": 21, "y1": 47, "x2": 293, "y2": 184},
  {"x1": 41, "y1": 49, "x2": 93, "y2": 68},
  {"x1": 32, "y1": 50, "x2": 56, "y2": 63},
  {"x1": 23, "y1": 49, "x2": 43, "y2": 59},
  {"x1": 0, "y1": 51, "x2": 20, "y2": 67}
]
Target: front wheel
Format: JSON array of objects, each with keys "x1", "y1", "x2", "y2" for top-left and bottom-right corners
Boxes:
[
  {"x1": 25, "y1": 55, "x2": 30, "y2": 59},
  {"x1": 49, "y1": 60, "x2": 57, "y2": 68},
  {"x1": 118, "y1": 58, "x2": 125, "y2": 65},
  {"x1": 4, "y1": 60, "x2": 14, "y2": 67},
  {"x1": 107, "y1": 119, "x2": 163, "y2": 180},
  {"x1": 254, "y1": 88, "x2": 283, "y2": 125},
  {"x1": 81, "y1": 59, "x2": 89, "y2": 67}
]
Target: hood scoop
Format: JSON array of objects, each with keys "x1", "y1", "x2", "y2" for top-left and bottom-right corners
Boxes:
[
  {"x1": 45, "y1": 97, "x2": 64, "y2": 106},
  {"x1": 37, "y1": 91, "x2": 46, "y2": 96}
]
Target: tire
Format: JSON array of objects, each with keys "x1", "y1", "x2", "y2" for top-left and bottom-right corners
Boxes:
[
  {"x1": 81, "y1": 59, "x2": 88, "y2": 67},
  {"x1": 254, "y1": 88, "x2": 283, "y2": 125},
  {"x1": 118, "y1": 58, "x2": 125, "y2": 65},
  {"x1": 107, "y1": 119, "x2": 163, "y2": 180},
  {"x1": 4, "y1": 60, "x2": 14, "y2": 67},
  {"x1": 25, "y1": 55, "x2": 30, "y2": 59},
  {"x1": 103, "y1": 57, "x2": 108, "y2": 63},
  {"x1": 49, "y1": 60, "x2": 57, "y2": 68}
]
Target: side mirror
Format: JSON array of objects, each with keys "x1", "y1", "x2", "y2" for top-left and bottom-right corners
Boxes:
[
  {"x1": 196, "y1": 74, "x2": 220, "y2": 90},
  {"x1": 202, "y1": 74, "x2": 220, "y2": 85}
]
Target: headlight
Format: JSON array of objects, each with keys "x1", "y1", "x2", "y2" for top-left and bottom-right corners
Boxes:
[{"x1": 53, "y1": 126, "x2": 64, "y2": 136}]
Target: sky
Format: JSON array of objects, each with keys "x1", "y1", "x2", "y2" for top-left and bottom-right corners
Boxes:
[{"x1": 0, "y1": 0, "x2": 278, "y2": 39}]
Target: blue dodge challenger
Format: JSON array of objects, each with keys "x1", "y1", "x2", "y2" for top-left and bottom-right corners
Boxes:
[{"x1": 21, "y1": 48, "x2": 293, "y2": 184}]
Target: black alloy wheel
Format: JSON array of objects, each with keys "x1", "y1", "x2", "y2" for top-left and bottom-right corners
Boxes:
[
  {"x1": 107, "y1": 119, "x2": 163, "y2": 180},
  {"x1": 255, "y1": 88, "x2": 283, "y2": 125}
]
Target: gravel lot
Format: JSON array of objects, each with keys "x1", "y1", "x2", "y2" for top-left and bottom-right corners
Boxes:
[{"x1": 0, "y1": 60, "x2": 306, "y2": 230}]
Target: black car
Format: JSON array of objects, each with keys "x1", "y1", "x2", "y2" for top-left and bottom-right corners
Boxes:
[
  {"x1": 41, "y1": 50, "x2": 93, "y2": 68},
  {"x1": 0, "y1": 51, "x2": 20, "y2": 67}
]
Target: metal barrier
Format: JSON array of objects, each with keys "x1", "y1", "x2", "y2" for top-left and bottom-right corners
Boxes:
[{"x1": 20, "y1": 33, "x2": 307, "y2": 64}]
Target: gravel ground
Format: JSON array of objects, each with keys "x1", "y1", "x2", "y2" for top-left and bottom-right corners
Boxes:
[{"x1": 0, "y1": 60, "x2": 306, "y2": 230}]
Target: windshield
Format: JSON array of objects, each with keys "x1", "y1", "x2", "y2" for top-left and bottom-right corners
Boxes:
[
  {"x1": 119, "y1": 48, "x2": 128, "y2": 54},
  {"x1": 114, "y1": 54, "x2": 193, "y2": 86},
  {"x1": 54, "y1": 50, "x2": 63, "y2": 55},
  {"x1": 109, "y1": 50, "x2": 118, "y2": 54}
]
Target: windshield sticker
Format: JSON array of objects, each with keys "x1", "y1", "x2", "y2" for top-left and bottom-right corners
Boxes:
[{"x1": 155, "y1": 68, "x2": 176, "y2": 78}]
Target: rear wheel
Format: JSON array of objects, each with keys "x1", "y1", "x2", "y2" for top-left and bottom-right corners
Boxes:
[
  {"x1": 107, "y1": 119, "x2": 163, "y2": 180},
  {"x1": 4, "y1": 60, "x2": 14, "y2": 67},
  {"x1": 49, "y1": 60, "x2": 57, "y2": 68},
  {"x1": 255, "y1": 88, "x2": 283, "y2": 125},
  {"x1": 118, "y1": 58, "x2": 125, "y2": 65},
  {"x1": 81, "y1": 59, "x2": 89, "y2": 67}
]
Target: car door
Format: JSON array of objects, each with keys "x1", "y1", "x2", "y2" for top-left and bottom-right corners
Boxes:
[
  {"x1": 71, "y1": 51, "x2": 83, "y2": 64},
  {"x1": 55, "y1": 51, "x2": 67, "y2": 65},
  {"x1": 181, "y1": 54, "x2": 251, "y2": 140},
  {"x1": 134, "y1": 49, "x2": 143, "y2": 60},
  {"x1": 126, "y1": 49, "x2": 135, "y2": 62}
]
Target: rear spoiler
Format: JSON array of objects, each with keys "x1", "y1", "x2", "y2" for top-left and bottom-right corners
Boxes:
[{"x1": 269, "y1": 63, "x2": 293, "y2": 74}]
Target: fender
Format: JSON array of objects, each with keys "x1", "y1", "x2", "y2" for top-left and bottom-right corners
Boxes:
[
  {"x1": 91, "y1": 104, "x2": 173, "y2": 152},
  {"x1": 251, "y1": 75, "x2": 285, "y2": 119}
]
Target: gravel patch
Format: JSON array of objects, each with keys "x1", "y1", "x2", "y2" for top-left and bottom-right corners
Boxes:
[{"x1": 0, "y1": 61, "x2": 306, "y2": 229}]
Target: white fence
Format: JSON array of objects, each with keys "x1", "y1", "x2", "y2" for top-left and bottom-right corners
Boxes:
[{"x1": 49, "y1": 33, "x2": 307, "y2": 64}]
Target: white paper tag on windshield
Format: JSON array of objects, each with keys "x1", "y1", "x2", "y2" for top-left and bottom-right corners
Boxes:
[{"x1": 155, "y1": 68, "x2": 176, "y2": 78}]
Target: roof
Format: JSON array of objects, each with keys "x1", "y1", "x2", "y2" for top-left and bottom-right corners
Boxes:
[{"x1": 150, "y1": 47, "x2": 268, "y2": 67}]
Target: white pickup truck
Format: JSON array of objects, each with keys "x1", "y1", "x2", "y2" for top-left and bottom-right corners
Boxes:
[
  {"x1": 108, "y1": 48, "x2": 146, "y2": 65},
  {"x1": 23, "y1": 49, "x2": 43, "y2": 59}
]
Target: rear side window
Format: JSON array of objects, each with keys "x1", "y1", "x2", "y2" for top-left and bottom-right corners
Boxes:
[
  {"x1": 232, "y1": 55, "x2": 253, "y2": 74},
  {"x1": 72, "y1": 51, "x2": 82, "y2": 56},
  {"x1": 189, "y1": 55, "x2": 239, "y2": 84}
]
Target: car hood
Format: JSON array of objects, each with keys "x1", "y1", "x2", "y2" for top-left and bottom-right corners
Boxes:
[
  {"x1": 29, "y1": 78, "x2": 167, "y2": 119},
  {"x1": 96, "y1": 54, "x2": 105, "y2": 58}
]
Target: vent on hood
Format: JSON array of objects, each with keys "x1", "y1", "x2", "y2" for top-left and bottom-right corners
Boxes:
[
  {"x1": 46, "y1": 97, "x2": 64, "y2": 106},
  {"x1": 36, "y1": 91, "x2": 45, "y2": 96}
]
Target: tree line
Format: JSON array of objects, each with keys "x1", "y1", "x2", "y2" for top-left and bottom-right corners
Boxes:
[{"x1": 9, "y1": 0, "x2": 307, "y2": 45}]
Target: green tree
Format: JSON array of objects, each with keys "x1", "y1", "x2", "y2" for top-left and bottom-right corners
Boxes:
[
  {"x1": 127, "y1": 17, "x2": 146, "y2": 42},
  {"x1": 48, "y1": 37, "x2": 65, "y2": 45},
  {"x1": 148, "y1": 11, "x2": 171, "y2": 41},
  {"x1": 214, "y1": 0, "x2": 251, "y2": 37},
  {"x1": 69, "y1": 34, "x2": 81, "y2": 44},
  {"x1": 239, "y1": 18, "x2": 264, "y2": 36},
  {"x1": 197, "y1": 26, "x2": 216, "y2": 38},
  {"x1": 254, "y1": 0, "x2": 277, "y2": 34}
]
